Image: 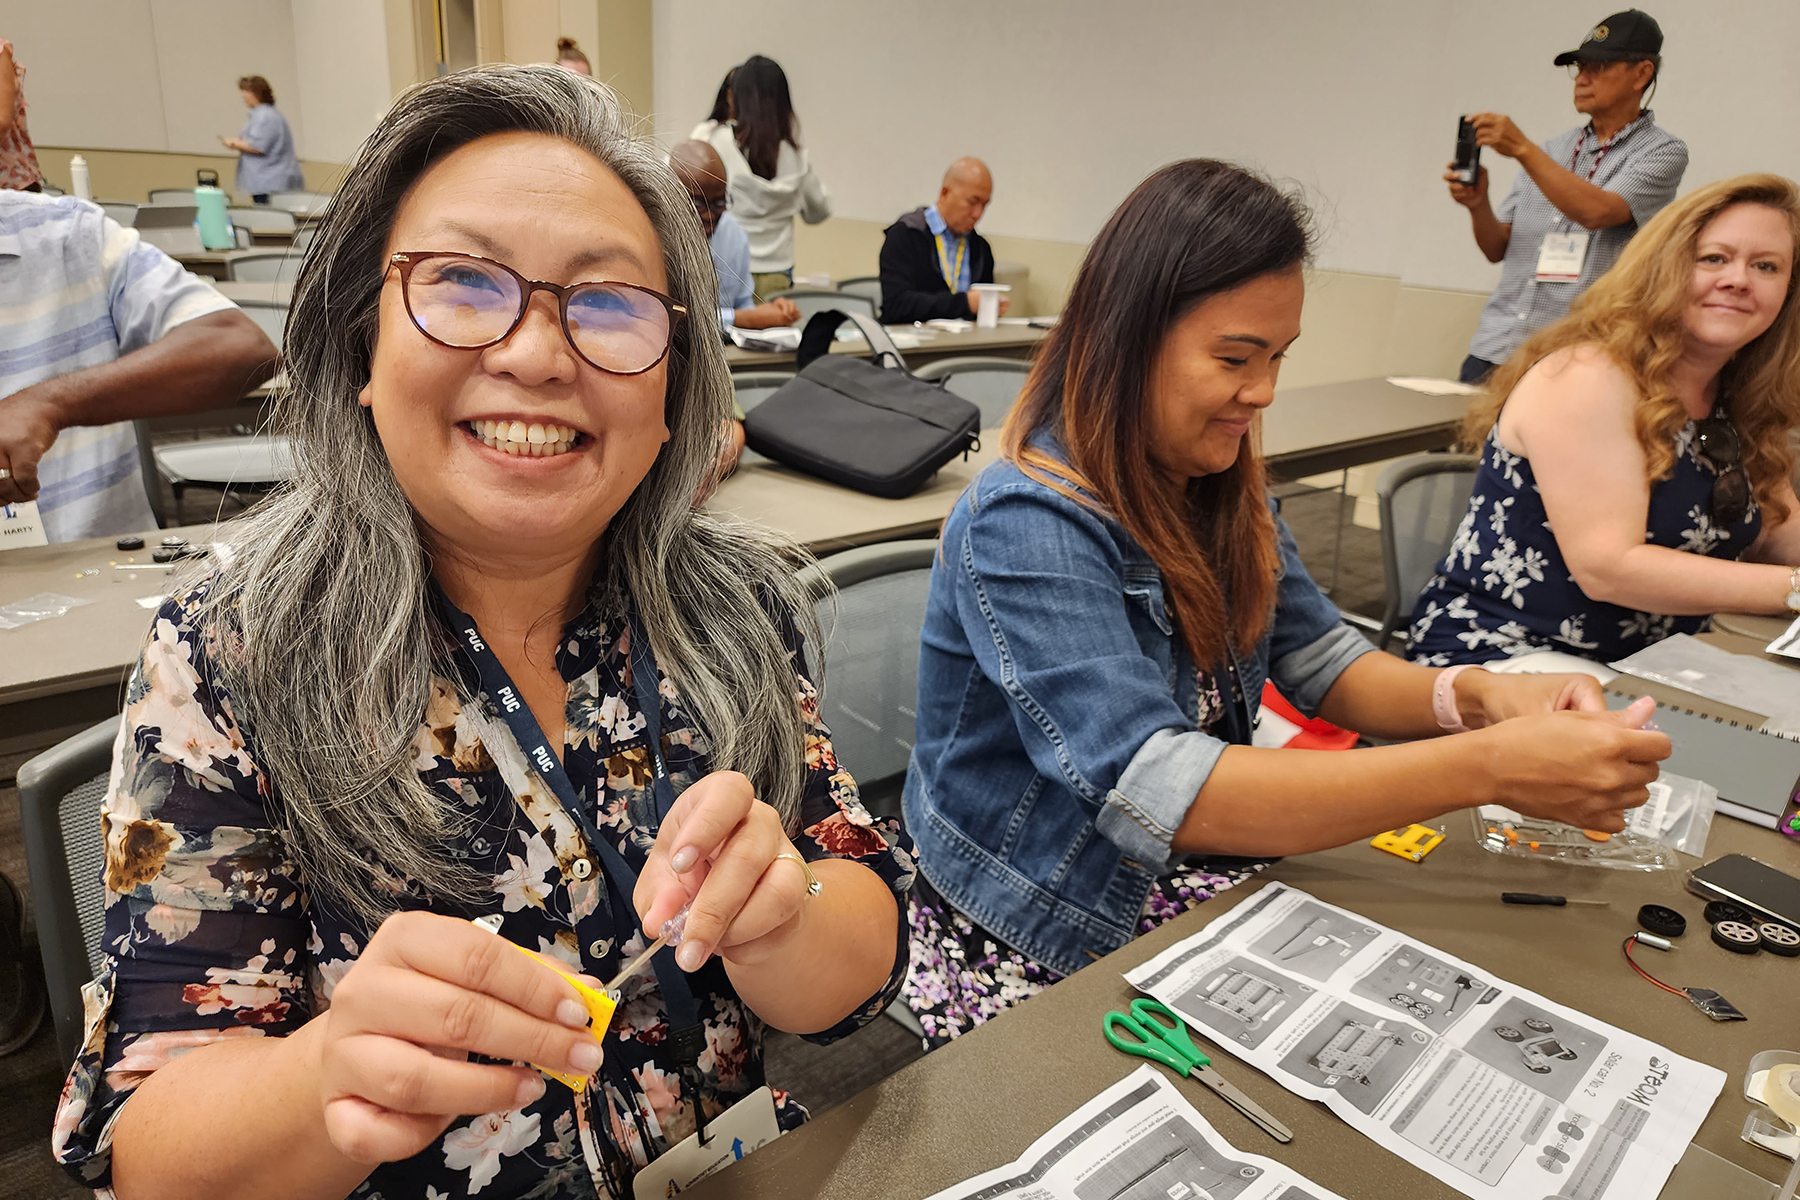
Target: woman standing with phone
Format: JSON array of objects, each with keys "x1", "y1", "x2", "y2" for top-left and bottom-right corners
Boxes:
[{"x1": 221, "y1": 75, "x2": 304, "y2": 203}]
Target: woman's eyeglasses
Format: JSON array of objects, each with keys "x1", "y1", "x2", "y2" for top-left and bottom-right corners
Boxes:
[
  {"x1": 1694, "y1": 416, "x2": 1751, "y2": 526},
  {"x1": 388, "y1": 252, "x2": 686, "y2": 376}
]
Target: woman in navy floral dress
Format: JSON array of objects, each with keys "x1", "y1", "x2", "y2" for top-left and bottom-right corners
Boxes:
[
  {"x1": 1409, "y1": 175, "x2": 1800, "y2": 668},
  {"x1": 53, "y1": 67, "x2": 911, "y2": 1200}
]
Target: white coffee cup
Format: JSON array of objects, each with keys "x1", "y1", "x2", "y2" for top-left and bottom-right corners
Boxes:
[{"x1": 971, "y1": 283, "x2": 1010, "y2": 329}]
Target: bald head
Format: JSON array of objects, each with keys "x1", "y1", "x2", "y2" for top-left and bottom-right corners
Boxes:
[
  {"x1": 937, "y1": 157, "x2": 992, "y2": 236},
  {"x1": 671, "y1": 139, "x2": 728, "y2": 235}
]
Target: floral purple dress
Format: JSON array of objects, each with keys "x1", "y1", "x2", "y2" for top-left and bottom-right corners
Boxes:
[
  {"x1": 52, "y1": 579, "x2": 915, "y2": 1199},
  {"x1": 900, "y1": 672, "x2": 1268, "y2": 1047}
]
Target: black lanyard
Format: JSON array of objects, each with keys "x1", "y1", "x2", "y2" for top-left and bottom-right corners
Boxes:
[{"x1": 431, "y1": 584, "x2": 710, "y2": 1142}]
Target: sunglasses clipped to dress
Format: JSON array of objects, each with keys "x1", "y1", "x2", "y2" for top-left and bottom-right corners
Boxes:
[
  {"x1": 1693, "y1": 411, "x2": 1751, "y2": 527},
  {"x1": 389, "y1": 252, "x2": 686, "y2": 376}
]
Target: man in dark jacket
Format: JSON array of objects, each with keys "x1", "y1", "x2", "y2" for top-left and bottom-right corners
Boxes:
[{"x1": 879, "y1": 157, "x2": 1007, "y2": 325}]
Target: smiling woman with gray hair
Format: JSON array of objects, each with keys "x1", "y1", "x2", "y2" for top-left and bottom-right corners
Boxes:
[{"x1": 52, "y1": 65, "x2": 912, "y2": 1200}]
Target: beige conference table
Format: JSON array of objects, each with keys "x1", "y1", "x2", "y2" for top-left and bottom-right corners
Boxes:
[{"x1": 688, "y1": 816, "x2": 1800, "y2": 1200}]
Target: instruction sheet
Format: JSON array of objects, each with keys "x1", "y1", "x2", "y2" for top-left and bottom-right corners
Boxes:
[
  {"x1": 1124, "y1": 884, "x2": 1723, "y2": 1200},
  {"x1": 923, "y1": 1064, "x2": 1344, "y2": 1200}
]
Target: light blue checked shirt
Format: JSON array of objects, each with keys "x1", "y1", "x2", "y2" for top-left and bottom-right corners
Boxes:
[
  {"x1": 0, "y1": 192, "x2": 234, "y2": 541},
  {"x1": 1468, "y1": 110, "x2": 1687, "y2": 364}
]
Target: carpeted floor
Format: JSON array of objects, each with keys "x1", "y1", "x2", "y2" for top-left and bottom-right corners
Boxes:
[{"x1": 0, "y1": 480, "x2": 1386, "y2": 1198}]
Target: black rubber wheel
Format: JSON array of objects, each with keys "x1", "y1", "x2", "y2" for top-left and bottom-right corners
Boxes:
[
  {"x1": 1712, "y1": 920, "x2": 1762, "y2": 955},
  {"x1": 1637, "y1": 904, "x2": 1687, "y2": 938},
  {"x1": 1758, "y1": 923, "x2": 1800, "y2": 957},
  {"x1": 1705, "y1": 900, "x2": 1758, "y2": 927}
]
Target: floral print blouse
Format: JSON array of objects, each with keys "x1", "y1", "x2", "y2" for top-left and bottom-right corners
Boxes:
[{"x1": 52, "y1": 579, "x2": 915, "y2": 1199}]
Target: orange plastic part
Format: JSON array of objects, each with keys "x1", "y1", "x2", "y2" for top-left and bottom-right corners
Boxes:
[{"x1": 1582, "y1": 829, "x2": 1612, "y2": 842}]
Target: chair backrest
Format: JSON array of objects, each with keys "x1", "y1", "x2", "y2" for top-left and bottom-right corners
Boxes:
[
  {"x1": 235, "y1": 297, "x2": 289, "y2": 346},
  {"x1": 229, "y1": 251, "x2": 303, "y2": 283},
  {"x1": 132, "y1": 204, "x2": 204, "y2": 255},
  {"x1": 146, "y1": 188, "x2": 195, "y2": 205},
  {"x1": 265, "y1": 190, "x2": 332, "y2": 215},
  {"x1": 226, "y1": 206, "x2": 297, "y2": 237},
  {"x1": 1376, "y1": 453, "x2": 1480, "y2": 650},
  {"x1": 233, "y1": 225, "x2": 253, "y2": 249},
  {"x1": 836, "y1": 276, "x2": 883, "y2": 319},
  {"x1": 290, "y1": 225, "x2": 317, "y2": 253},
  {"x1": 98, "y1": 201, "x2": 139, "y2": 227},
  {"x1": 130, "y1": 421, "x2": 173, "y2": 529},
  {"x1": 731, "y1": 371, "x2": 794, "y2": 415},
  {"x1": 17, "y1": 716, "x2": 123, "y2": 1065},
  {"x1": 794, "y1": 540, "x2": 938, "y2": 813},
  {"x1": 782, "y1": 288, "x2": 877, "y2": 325},
  {"x1": 913, "y1": 357, "x2": 1031, "y2": 428}
]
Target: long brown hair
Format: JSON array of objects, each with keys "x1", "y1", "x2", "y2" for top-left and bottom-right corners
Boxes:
[
  {"x1": 1464, "y1": 173, "x2": 1800, "y2": 523},
  {"x1": 1002, "y1": 160, "x2": 1310, "y2": 667}
]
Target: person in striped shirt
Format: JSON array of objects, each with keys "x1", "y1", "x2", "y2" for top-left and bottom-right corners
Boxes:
[{"x1": 0, "y1": 191, "x2": 276, "y2": 541}]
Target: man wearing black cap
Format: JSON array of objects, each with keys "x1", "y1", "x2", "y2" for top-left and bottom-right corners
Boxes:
[{"x1": 1448, "y1": 9, "x2": 1687, "y2": 383}]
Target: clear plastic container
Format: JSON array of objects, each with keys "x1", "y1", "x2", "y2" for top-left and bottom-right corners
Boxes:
[
  {"x1": 1472, "y1": 771, "x2": 1715, "y2": 870},
  {"x1": 1744, "y1": 1050, "x2": 1800, "y2": 1163}
]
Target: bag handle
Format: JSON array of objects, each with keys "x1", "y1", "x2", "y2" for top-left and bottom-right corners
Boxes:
[{"x1": 795, "y1": 308, "x2": 910, "y2": 373}]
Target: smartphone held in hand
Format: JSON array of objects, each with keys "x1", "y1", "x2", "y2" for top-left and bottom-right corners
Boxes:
[{"x1": 1454, "y1": 116, "x2": 1481, "y2": 184}]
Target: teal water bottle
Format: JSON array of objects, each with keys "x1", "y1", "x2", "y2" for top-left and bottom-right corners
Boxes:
[{"x1": 193, "y1": 171, "x2": 234, "y2": 250}]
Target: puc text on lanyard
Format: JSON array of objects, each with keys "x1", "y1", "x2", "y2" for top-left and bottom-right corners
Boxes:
[{"x1": 432, "y1": 584, "x2": 714, "y2": 1148}]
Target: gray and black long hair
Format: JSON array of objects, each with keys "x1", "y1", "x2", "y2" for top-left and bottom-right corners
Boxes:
[{"x1": 194, "y1": 65, "x2": 817, "y2": 925}]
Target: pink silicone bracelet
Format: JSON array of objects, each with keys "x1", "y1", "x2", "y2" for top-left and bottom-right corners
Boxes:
[{"x1": 1433, "y1": 664, "x2": 1479, "y2": 733}]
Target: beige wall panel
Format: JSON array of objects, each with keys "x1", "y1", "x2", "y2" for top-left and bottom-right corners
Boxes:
[
  {"x1": 0, "y1": 0, "x2": 169, "y2": 151},
  {"x1": 1386, "y1": 287, "x2": 1488, "y2": 380},
  {"x1": 148, "y1": 0, "x2": 303, "y2": 159},
  {"x1": 36, "y1": 145, "x2": 342, "y2": 203},
  {"x1": 592, "y1": 0, "x2": 651, "y2": 126},
  {"x1": 499, "y1": 0, "x2": 558, "y2": 64},
  {"x1": 291, "y1": 0, "x2": 393, "y2": 162}
]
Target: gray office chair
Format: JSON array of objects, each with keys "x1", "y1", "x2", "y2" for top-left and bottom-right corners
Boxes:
[
  {"x1": 146, "y1": 188, "x2": 196, "y2": 205},
  {"x1": 291, "y1": 225, "x2": 317, "y2": 253},
  {"x1": 228, "y1": 251, "x2": 304, "y2": 283},
  {"x1": 97, "y1": 201, "x2": 139, "y2": 227},
  {"x1": 732, "y1": 371, "x2": 793, "y2": 415},
  {"x1": 226, "y1": 206, "x2": 297, "y2": 238},
  {"x1": 1375, "y1": 453, "x2": 1480, "y2": 651},
  {"x1": 796, "y1": 539, "x2": 936, "y2": 1038},
  {"x1": 265, "y1": 190, "x2": 333, "y2": 216},
  {"x1": 837, "y1": 276, "x2": 883, "y2": 319},
  {"x1": 232, "y1": 225, "x2": 254, "y2": 249},
  {"x1": 18, "y1": 716, "x2": 122, "y2": 1065},
  {"x1": 235, "y1": 297, "x2": 289, "y2": 348},
  {"x1": 782, "y1": 288, "x2": 878, "y2": 325},
  {"x1": 915, "y1": 357, "x2": 1031, "y2": 428},
  {"x1": 134, "y1": 421, "x2": 294, "y2": 526},
  {"x1": 794, "y1": 539, "x2": 937, "y2": 816}
]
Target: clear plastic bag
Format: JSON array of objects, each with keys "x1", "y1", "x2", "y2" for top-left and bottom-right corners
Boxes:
[
  {"x1": 0, "y1": 592, "x2": 94, "y2": 630},
  {"x1": 1472, "y1": 770, "x2": 1716, "y2": 870}
]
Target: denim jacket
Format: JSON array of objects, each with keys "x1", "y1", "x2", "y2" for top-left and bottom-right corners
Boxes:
[{"x1": 904, "y1": 450, "x2": 1373, "y2": 977}]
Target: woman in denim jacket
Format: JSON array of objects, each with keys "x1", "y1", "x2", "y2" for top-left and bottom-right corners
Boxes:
[{"x1": 900, "y1": 160, "x2": 1671, "y2": 1045}]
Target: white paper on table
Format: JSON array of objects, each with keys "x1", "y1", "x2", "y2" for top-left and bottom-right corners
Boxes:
[
  {"x1": 0, "y1": 501, "x2": 48, "y2": 550},
  {"x1": 925, "y1": 318, "x2": 974, "y2": 332},
  {"x1": 1124, "y1": 883, "x2": 1723, "y2": 1200},
  {"x1": 726, "y1": 326, "x2": 800, "y2": 352},
  {"x1": 1765, "y1": 615, "x2": 1800, "y2": 661},
  {"x1": 922, "y1": 1064, "x2": 1345, "y2": 1200},
  {"x1": 1477, "y1": 650, "x2": 1617, "y2": 684},
  {"x1": 1386, "y1": 376, "x2": 1480, "y2": 396},
  {"x1": 1611, "y1": 633, "x2": 1800, "y2": 724},
  {"x1": 996, "y1": 316, "x2": 1036, "y2": 325}
]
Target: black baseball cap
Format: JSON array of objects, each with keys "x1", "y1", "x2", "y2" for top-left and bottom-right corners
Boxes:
[{"x1": 1554, "y1": 10, "x2": 1663, "y2": 65}]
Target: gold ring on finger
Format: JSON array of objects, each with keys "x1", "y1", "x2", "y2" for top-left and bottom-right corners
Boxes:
[{"x1": 774, "y1": 852, "x2": 822, "y2": 897}]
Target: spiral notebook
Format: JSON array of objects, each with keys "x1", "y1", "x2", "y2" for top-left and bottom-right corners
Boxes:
[{"x1": 1605, "y1": 677, "x2": 1800, "y2": 819}]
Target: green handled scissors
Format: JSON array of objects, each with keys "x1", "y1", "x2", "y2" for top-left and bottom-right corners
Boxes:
[{"x1": 1103, "y1": 998, "x2": 1293, "y2": 1143}]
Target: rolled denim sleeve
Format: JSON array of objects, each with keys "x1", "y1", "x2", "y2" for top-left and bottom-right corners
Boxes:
[
  {"x1": 1265, "y1": 514, "x2": 1376, "y2": 716},
  {"x1": 951, "y1": 484, "x2": 1217, "y2": 866}
]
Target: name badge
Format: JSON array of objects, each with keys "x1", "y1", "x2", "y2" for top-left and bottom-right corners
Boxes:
[
  {"x1": 0, "y1": 501, "x2": 48, "y2": 550},
  {"x1": 1534, "y1": 231, "x2": 1591, "y2": 282},
  {"x1": 631, "y1": 1085, "x2": 780, "y2": 1199}
]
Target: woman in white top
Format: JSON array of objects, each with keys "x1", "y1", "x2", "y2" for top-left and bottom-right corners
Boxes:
[{"x1": 703, "y1": 55, "x2": 829, "y2": 300}]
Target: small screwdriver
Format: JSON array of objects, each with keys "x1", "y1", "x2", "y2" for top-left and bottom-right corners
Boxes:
[{"x1": 1501, "y1": 892, "x2": 1609, "y2": 908}]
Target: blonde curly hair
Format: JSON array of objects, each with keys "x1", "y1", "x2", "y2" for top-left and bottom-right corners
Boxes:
[{"x1": 1463, "y1": 173, "x2": 1800, "y2": 524}]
